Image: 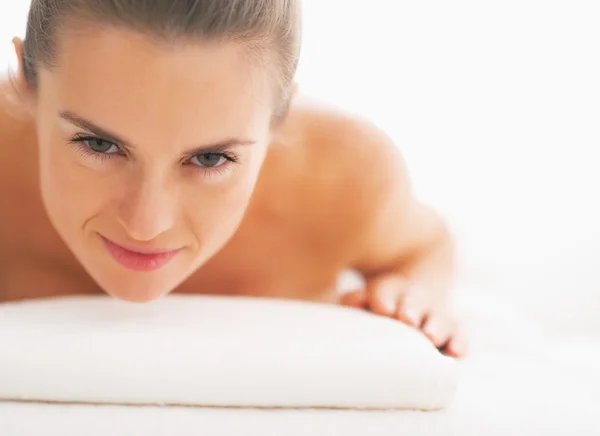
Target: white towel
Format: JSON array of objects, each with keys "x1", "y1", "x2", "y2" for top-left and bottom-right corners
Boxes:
[{"x1": 0, "y1": 295, "x2": 456, "y2": 410}]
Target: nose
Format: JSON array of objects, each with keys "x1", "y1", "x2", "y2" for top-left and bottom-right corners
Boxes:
[{"x1": 117, "y1": 173, "x2": 177, "y2": 242}]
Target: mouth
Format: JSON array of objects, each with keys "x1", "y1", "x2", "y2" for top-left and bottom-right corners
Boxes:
[{"x1": 99, "y1": 235, "x2": 181, "y2": 272}]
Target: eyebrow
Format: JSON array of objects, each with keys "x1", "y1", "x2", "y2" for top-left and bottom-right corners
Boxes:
[{"x1": 58, "y1": 111, "x2": 256, "y2": 154}]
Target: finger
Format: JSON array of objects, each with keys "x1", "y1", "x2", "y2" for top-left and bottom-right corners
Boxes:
[
  {"x1": 339, "y1": 289, "x2": 368, "y2": 309},
  {"x1": 422, "y1": 313, "x2": 454, "y2": 348},
  {"x1": 396, "y1": 290, "x2": 428, "y2": 327},
  {"x1": 445, "y1": 325, "x2": 468, "y2": 358},
  {"x1": 366, "y1": 274, "x2": 409, "y2": 317}
]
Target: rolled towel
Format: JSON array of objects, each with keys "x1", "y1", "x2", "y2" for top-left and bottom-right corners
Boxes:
[{"x1": 0, "y1": 295, "x2": 456, "y2": 410}]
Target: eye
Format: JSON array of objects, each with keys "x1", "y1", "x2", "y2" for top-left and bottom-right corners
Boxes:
[
  {"x1": 81, "y1": 137, "x2": 120, "y2": 154},
  {"x1": 190, "y1": 153, "x2": 228, "y2": 168}
]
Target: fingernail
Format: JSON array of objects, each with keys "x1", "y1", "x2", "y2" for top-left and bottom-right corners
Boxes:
[
  {"x1": 424, "y1": 323, "x2": 434, "y2": 335},
  {"x1": 403, "y1": 308, "x2": 420, "y2": 325},
  {"x1": 424, "y1": 324, "x2": 440, "y2": 340},
  {"x1": 382, "y1": 296, "x2": 396, "y2": 314}
]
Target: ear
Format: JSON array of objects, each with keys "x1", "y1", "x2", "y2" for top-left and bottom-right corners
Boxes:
[
  {"x1": 11, "y1": 37, "x2": 32, "y2": 97},
  {"x1": 270, "y1": 82, "x2": 299, "y2": 132}
]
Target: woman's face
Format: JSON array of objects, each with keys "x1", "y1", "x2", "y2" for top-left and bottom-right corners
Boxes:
[{"x1": 23, "y1": 27, "x2": 274, "y2": 302}]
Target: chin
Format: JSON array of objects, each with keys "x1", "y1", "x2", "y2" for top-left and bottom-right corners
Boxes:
[
  {"x1": 94, "y1": 273, "x2": 180, "y2": 303},
  {"x1": 105, "y1": 287, "x2": 169, "y2": 303}
]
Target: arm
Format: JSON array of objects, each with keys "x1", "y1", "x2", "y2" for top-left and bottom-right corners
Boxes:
[
  {"x1": 333, "y1": 115, "x2": 464, "y2": 356},
  {"x1": 353, "y1": 152, "x2": 456, "y2": 311}
]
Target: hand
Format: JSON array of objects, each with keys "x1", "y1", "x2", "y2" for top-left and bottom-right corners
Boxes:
[{"x1": 341, "y1": 273, "x2": 467, "y2": 358}]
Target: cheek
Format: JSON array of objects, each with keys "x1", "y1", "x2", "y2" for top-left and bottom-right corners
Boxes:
[
  {"x1": 185, "y1": 152, "x2": 265, "y2": 244},
  {"x1": 37, "y1": 131, "x2": 114, "y2": 232},
  {"x1": 220, "y1": 148, "x2": 267, "y2": 211},
  {"x1": 199, "y1": 170, "x2": 257, "y2": 226}
]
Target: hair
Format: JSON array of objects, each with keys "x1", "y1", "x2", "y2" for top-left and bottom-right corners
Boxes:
[{"x1": 20, "y1": 0, "x2": 302, "y2": 118}]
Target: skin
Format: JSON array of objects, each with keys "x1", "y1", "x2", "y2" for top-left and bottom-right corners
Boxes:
[{"x1": 0, "y1": 25, "x2": 466, "y2": 357}]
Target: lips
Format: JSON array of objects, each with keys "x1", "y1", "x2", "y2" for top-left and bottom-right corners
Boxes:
[{"x1": 100, "y1": 235, "x2": 181, "y2": 272}]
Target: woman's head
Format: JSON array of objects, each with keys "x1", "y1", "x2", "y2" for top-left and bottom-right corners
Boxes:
[{"x1": 14, "y1": 0, "x2": 301, "y2": 301}]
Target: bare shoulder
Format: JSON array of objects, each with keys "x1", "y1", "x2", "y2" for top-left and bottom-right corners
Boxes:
[
  {"x1": 0, "y1": 79, "x2": 36, "y2": 164},
  {"x1": 285, "y1": 92, "x2": 411, "y2": 210},
  {"x1": 286, "y1": 92, "x2": 410, "y2": 197},
  {"x1": 0, "y1": 80, "x2": 40, "y2": 233},
  {"x1": 275, "y1": 93, "x2": 447, "y2": 273},
  {"x1": 267, "y1": 91, "x2": 415, "y2": 262},
  {"x1": 289, "y1": 94, "x2": 404, "y2": 162}
]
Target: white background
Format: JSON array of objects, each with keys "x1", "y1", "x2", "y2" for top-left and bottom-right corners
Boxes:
[{"x1": 1, "y1": 0, "x2": 599, "y2": 334}]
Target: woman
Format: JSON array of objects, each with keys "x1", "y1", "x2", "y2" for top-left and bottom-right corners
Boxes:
[{"x1": 0, "y1": 0, "x2": 465, "y2": 357}]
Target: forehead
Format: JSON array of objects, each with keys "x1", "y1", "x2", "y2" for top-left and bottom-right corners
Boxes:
[{"x1": 39, "y1": 26, "x2": 273, "y2": 142}]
